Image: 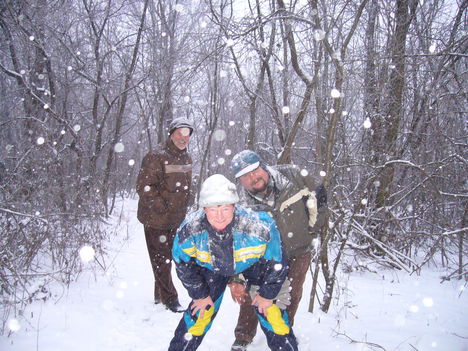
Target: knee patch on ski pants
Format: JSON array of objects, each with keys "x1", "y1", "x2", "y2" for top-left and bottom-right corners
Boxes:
[
  {"x1": 187, "y1": 305, "x2": 215, "y2": 336},
  {"x1": 260, "y1": 305, "x2": 290, "y2": 335},
  {"x1": 184, "y1": 292, "x2": 224, "y2": 336}
]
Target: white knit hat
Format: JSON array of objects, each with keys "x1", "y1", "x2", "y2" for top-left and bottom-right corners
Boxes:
[{"x1": 199, "y1": 174, "x2": 239, "y2": 208}]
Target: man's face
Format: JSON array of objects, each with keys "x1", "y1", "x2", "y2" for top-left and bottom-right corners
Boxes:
[
  {"x1": 238, "y1": 166, "x2": 269, "y2": 194},
  {"x1": 204, "y1": 204, "x2": 235, "y2": 231},
  {"x1": 170, "y1": 127, "x2": 191, "y2": 150}
]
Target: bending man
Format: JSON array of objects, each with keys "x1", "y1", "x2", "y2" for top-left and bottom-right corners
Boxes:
[{"x1": 229, "y1": 150, "x2": 328, "y2": 351}]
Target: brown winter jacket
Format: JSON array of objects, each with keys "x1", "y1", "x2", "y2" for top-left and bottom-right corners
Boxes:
[
  {"x1": 239, "y1": 164, "x2": 328, "y2": 259},
  {"x1": 136, "y1": 138, "x2": 192, "y2": 230}
]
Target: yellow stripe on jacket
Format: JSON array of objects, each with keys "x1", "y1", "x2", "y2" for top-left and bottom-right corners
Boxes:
[
  {"x1": 182, "y1": 247, "x2": 212, "y2": 263},
  {"x1": 234, "y1": 244, "x2": 266, "y2": 262}
]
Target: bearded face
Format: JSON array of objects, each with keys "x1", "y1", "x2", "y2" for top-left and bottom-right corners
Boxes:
[{"x1": 239, "y1": 166, "x2": 269, "y2": 194}]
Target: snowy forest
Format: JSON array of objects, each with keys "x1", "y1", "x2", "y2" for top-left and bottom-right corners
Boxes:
[{"x1": 0, "y1": 0, "x2": 466, "y2": 339}]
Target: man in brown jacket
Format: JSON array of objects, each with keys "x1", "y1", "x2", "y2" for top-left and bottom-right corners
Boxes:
[
  {"x1": 228, "y1": 150, "x2": 328, "y2": 351},
  {"x1": 136, "y1": 117, "x2": 194, "y2": 312}
]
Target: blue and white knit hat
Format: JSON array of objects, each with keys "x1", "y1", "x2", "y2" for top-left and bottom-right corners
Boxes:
[{"x1": 231, "y1": 150, "x2": 266, "y2": 178}]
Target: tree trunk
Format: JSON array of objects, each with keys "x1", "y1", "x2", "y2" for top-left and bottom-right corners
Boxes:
[{"x1": 101, "y1": 0, "x2": 149, "y2": 213}]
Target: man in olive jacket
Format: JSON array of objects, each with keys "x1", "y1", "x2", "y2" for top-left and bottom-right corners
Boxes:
[
  {"x1": 136, "y1": 117, "x2": 194, "y2": 312},
  {"x1": 228, "y1": 150, "x2": 328, "y2": 351}
]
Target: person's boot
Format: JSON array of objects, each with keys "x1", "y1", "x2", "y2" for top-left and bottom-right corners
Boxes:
[
  {"x1": 154, "y1": 282, "x2": 161, "y2": 305},
  {"x1": 165, "y1": 300, "x2": 184, "y2": 313},
  {"x1": 231, "y1": 339, "x2": 251, "y2": 351}
]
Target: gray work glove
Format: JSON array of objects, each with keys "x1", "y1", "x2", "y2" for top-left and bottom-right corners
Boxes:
[{"x1": 249, "y1": 279, "x2": 291, "y2": 310}]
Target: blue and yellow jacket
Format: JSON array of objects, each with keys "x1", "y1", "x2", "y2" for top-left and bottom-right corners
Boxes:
[{"x1": 172, "y1": 205, "x2": 288, "y2": 300}]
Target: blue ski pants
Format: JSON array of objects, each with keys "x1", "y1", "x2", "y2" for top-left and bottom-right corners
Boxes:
[{"x1": 168, "y1": 274, "x2": 298, "y2": 351}]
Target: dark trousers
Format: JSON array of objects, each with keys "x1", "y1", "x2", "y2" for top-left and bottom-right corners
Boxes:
[
  {"x1": 143, "y1": 226, "x2": 178, "y2": 305},
  {"x1": 234, "y1": 250, "x2": 312, "y2": 343},
  {"x1": 169, "y1": 272, "x2": 298, "y2": 351}
]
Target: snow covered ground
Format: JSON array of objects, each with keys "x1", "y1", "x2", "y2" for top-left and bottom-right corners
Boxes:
[{"x1": 1, "y1": 198, "x2": 467, "y2": 351}]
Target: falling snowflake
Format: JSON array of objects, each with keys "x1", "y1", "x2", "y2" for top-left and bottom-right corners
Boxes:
[
  {"x1": 320, "y1": 171, "x2": 326, "y2": 177},
  {"x1": 274, "y1": 263, "x2": 283, "y2": 271},
  {"x1": 7, "y1": 318, "x2": 21, "y2": 332},
  {"x1": 180, "y1": 128, "x2": 191, "y2": 136},
  {"x1": 282, "y1": 106, "x2": 290, "y2": 114},
  {"x1": 300, "y1": 169, "x2": 308, "y2": 177},
  {"x1": 37, "y1": 137, "x2": 45, "y2": 145},
  {"x1": 330, "y1": 89, "x2": 341, "y2": 98},
  {"x1": 213, "y1": 129, "x2": 226, "y2": 141},
  {"x1": 225, "y1": 38, "x2": 235, "y2": 47},
  {"x1": 159, "y1": 235, "x2": 167, "y2": 243},
  {"x1": 79, "y1": 245, "x2": 95, "y2": 263},
  {"x1": 73, "y1": 124, "x2": 81, "y2": 132},
  {"x1": 363, "y1": 117, "x2": 372, "y2": 129},
  {"x1": 224, "y1": 149, "x2": 232, "y2": 156},
  {"x1": 313, "y1": 29, "x2": 325, "y2": 41},
  {"x1": 144, "y1": 185, "x2": 151, "y2": 192},
  {"x1": 114, "y1": 142, "x2": 125, "y2": 153},
  {"x1": 217, "y1": 158, "x2": 225, "y2": 165},
  {"x1": 423, "y1": 297, "x2": 434, "y2": 307},
  {"x1": 128, "y1": 159, "x2": 135, "y2": 166}
]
